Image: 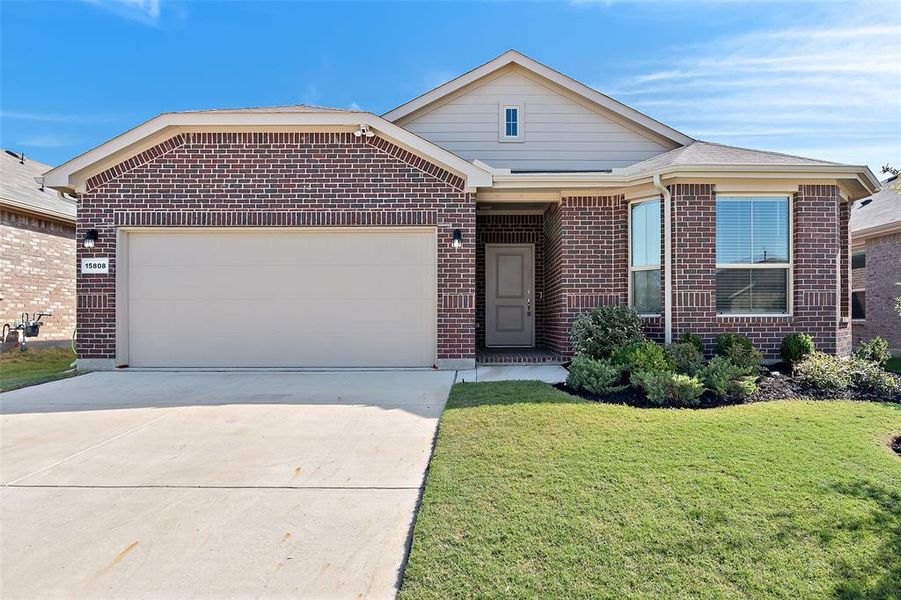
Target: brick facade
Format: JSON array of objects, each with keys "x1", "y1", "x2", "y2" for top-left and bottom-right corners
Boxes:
[
  {"x1": 76, "y1": 132, "x2": 475, "y2": 364},
  {"x1": 540, "y1": 184, "x2": 852, "y2": 359},
  {"x1": 669, "y1": 183, "x2": 850, "y2": 357},
  {"x1": 852, "y1": 232, "x2": 901, "y2": 353},
  {"x1": 542, "y1": 196, "x2": 632, "y2": 354},
  {"x1": 476, "y1": 213, "x2": 545, "y2": 348},
  {"x1": 74, "y1": 129, "x2": 856, "y2": 364},
  {"x1": 1, "y1": 209, "x2": 76, "y2": 342}
]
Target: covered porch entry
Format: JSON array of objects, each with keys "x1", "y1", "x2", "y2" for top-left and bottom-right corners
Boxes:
[{"x1": 476, "y1": 203, "x2": 566, "y2": 365}]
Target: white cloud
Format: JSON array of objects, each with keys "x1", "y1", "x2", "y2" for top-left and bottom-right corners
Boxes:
[
  {"x1": 598, "y1": 4, "x2": 901, "y2": 174},
  {"x1": 17, "y1": 134, "x2": 81, "y2": 148},
  {"x1": 0, "y1": 110, "x2": 117, "y2": 123},
  {"x1": 82, "y1": 0, "x2": 162, "y2": 25}
]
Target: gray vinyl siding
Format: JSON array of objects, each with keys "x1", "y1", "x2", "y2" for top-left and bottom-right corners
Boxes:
[{"x1": 398, "y1": 69, "x2": 675, "y2": 171}]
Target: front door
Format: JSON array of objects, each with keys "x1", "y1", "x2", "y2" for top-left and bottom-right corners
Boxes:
[{"x1": 486, "y1": 244, "x2": 534, "y2": 347}]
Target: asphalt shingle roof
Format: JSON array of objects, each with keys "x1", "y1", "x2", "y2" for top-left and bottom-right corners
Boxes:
[
  {"x1": 615, "y1": 141, "x2": 839, "y2": 175},
  {"x1": 0, "y1": 150, "x2": 75, "y2": 222},
  {"x1": 850, "y1": 175, "x2": 901, "y2": 234}
]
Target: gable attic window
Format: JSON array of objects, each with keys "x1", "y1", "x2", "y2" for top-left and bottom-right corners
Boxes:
[{"x1": 499, "y1": 104, "x2": 523, "y2": 142}]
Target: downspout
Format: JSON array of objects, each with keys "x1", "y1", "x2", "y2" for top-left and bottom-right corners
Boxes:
[{"x1": 652, "y1": 174, "x2": 672, "y2": 345}]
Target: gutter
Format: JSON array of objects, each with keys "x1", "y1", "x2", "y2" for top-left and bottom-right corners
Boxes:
[
  {"x1": 652, "y1": 174, "x2": 673, "y2": 345},
  {"x1": 489, "y1": 164, "x2": 880, "y2": 198},
  {"x1": 850, "y1": 220, "x2": 901, "y2": 242},
  {"x1": 0, "y1": 197, "x2": 76, "y2": 225}
]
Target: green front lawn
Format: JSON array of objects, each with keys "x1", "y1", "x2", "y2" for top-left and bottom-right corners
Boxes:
[
  {"x1": 0, "y1": 347, "x2": 78, "y2": 392},
  {"x1": 401, "y1": 382, "x2": 901, "y2": 599}
]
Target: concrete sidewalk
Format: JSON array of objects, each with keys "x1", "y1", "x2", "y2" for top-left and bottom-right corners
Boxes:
[
  {"x1": 0, "y1": 370, "x2": 455, "y2": 599},
  {"x1": 456, "y1": 364, "x2": 568, "y2": 384}
]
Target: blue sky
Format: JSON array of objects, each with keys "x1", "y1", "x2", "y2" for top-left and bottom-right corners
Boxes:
[{"x1": 2, "y1": 0, "x2": 899, "y2": 176}]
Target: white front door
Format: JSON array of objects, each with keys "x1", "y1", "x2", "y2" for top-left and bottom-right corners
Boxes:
[{"x1": 485, "y1": 244, "x2": 534, "y2": 347}]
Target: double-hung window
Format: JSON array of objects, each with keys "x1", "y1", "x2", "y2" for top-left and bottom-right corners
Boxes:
[
  {"x1": 630, "y1": 199, "x2": 661, "y2": 315},
  {"x1": 715, "y1": 195, "x2": 791, "y2": 315}
]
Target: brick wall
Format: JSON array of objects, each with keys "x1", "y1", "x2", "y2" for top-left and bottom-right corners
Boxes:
[
  {"x1": 669, "y1": 183, "x2": 849, "y2": 357},
  {"x1": 542, "y1": 184, "x2": 851, "y2": 359},
  {"x1": 1, "y1": 210, "x2": 76, "y2": 342},
  {"x1": 852, "y1": 232, "x2": 901, "y2": 352},
  {"x1": 76, "y1": 132, "x2": 475, "y2": 363},
  {"x1": 543, "y1": 203, "x2": 567, "y2": 352},
  {"x1": 476, "y1": 213, "x2": 545, "y2": 348},
  {"x1": 542, "y1": 196, "x2": 630, "y2": 354}
]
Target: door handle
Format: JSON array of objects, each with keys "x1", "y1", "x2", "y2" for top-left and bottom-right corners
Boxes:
[{"x1": 527, "y1": 290, "x2": 532, "y2": 317}]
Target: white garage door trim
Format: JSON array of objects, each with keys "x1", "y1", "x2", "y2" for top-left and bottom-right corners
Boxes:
[{"x1": 116, "y1": 227, "x2": 438, "y2": 368}]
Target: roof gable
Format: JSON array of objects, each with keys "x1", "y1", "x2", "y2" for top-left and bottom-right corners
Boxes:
[
  {"x1": 43, "y1": 107, "x2": 493, "y2": 193},
  {"x1": 383, "y1": 50, "x2": 694, "y2": 147}
]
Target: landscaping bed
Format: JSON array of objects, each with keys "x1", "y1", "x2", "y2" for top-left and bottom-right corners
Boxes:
[
  {"x1": 557, "y1": 364, "x2": 901, "y2": 408},
  {"x1": 562, "y1": 306, "x2": 900, "y2": 408}
]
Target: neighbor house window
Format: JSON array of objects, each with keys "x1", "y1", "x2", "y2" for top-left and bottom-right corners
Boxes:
[
  {"x1": 852, "y1": 249, "x2": 866, "y2": 269},
  {"x1": 630, "y1": 199, "x2": 661, "y2": 315},
  {"x1": 499, "y1": 104, "x2": 523, "y2": 142},
  {"x1": 851, "y1": 289, "x2": 866, "y2": 320},
  {"x1": 716, "y1": 196, "x2": 790, "y2": 315}
]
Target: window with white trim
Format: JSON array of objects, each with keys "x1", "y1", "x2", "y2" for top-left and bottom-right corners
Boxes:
[
  {"x1": 630, "y1": 199, "x2": 661, "y2": 315},
  {"x1": 715, "y1": 195, "x2": 791, "y2": 315},
  {"x1": 499, "y1": 104, "x2": 523, "y2": 142}
]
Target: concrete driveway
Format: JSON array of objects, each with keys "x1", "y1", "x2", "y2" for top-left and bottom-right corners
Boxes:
[{"x1": 0, "y1": 370, "x2": 455, "y2": 599}]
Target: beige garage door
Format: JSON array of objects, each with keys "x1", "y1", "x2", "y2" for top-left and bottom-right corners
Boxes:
[{"x1": 124, "y1": 229, "x2": 437, "y2": 367}]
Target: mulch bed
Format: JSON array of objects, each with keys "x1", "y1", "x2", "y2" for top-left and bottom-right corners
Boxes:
[
  {"x1": 892, "y1": 435, "x2": 901, "y2": 457},
  {"x1": 555, "y1": 365, "x2": 901, "y2": 409}
]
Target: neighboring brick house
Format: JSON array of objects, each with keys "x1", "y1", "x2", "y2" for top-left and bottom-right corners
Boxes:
[
  {"x1": 1, "y1": 150, "x2": 77, "y2": 346},
  {"x1": 43, "y1": 51, "x2": 879, "y2": 370},
  {"x1": 850, "y1": 175, "x2": 901, "y2": 354}
]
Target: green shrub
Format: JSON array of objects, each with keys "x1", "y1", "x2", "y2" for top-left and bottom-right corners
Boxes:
[
  {"x1": 854, "y1": 337, "x2": 892, "y2": 366},
  {"x1": 715, "y1": 333, "x2": 754, "y2": 357},
  {"x1": 699, "y1": 356, "x2": 758, "y2": 398},
  {"x1": 667, "y1": 342, "x2": 704, "y2": 376},
  {"x1": 781, "y1": 332, "x2": 815, "y2": 365},
  {"x1": 569, "y1": 305, "x2": 644, "y2": 359},
  {"x1": 730, "y1": 376, "x2": 759, "y2": 397},
  {"x1": 679, "y1": 332, "x2": 704, "y2": 353},
  {"x1": 632, "y1": 370, "x2": 705, "y2": 407},
  {"x1": 793, "y1": 352, "x2": 852, "y2": 390},
  {"x1": 714, "y1": 334, "x2": 763, "y2": 374},
  {"x1": 611, "y1": 340, "x2": 673, "y2": 378},
  {"x1": 566, "y1": 356, "x2": 626, "y2": 396},
  {"x1": 849, "y1": 358, "x2": 900, "y2": 394}
]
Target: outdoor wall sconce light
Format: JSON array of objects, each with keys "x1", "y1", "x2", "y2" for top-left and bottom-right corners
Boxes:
[
  {"x1": 83, "y1": 229, "x2": 99, "y2": 249},
  {"x1": 451, "y1": 228, "x2": 463, "y2": 249}
]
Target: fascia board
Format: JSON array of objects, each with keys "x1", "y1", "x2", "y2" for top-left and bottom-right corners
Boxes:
[{"x1": 44, "y1": 112, "x2": 492, "y2": 192}]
